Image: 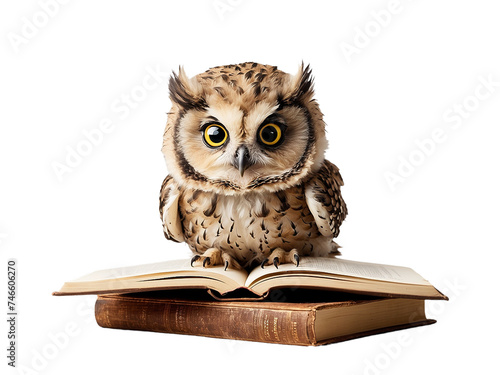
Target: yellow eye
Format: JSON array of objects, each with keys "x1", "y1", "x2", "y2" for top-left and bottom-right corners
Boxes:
[
  {"x1": 259, "y1": 123, "x2": 282, "y2": 146},
  {"x1": 203, "y1": 124, "x2": 228, "y2": 148}
]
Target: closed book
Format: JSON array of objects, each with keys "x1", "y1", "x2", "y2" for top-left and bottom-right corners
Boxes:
[{"x1": 94, "y1": 291, "x2": 436, "y2": 346}]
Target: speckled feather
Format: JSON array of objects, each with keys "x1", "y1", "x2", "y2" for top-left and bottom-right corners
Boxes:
[{"x1": 160, "y1": 161, "x2": 346, "y2": 268}]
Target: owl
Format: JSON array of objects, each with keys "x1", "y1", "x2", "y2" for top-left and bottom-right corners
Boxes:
[{"x1": 160, "y1": 62, "x2": 347, "y2": 270}]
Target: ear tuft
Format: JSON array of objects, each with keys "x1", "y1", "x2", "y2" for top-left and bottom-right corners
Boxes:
[
  {"x1": 280, "y1": 63, "x2": 315, "y2": 106},
  {"x1": 169, "y1": 67, "x2": 207, "y2": 111}
]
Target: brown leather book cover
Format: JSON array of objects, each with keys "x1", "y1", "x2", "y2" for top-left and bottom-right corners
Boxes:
[{"x1": 94, "y1": 290, "x2": 436, "y2": 346}]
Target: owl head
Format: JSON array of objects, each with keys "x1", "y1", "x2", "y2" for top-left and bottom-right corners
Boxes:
[{"x1": 162, "y1": 62, "x2": 328, "y2": 195}]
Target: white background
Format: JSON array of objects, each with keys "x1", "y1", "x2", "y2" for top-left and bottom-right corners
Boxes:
[{"x1": 1, "y1": 1, "x2": 499, "y2": 374}]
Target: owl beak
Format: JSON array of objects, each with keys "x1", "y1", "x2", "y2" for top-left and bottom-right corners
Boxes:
[{"x1": 234, "y1": 145, "x2": 252, "y2": 177}]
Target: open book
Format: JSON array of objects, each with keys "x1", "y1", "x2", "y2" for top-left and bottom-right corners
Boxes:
[{"x1": 54, "y1": 257, "x2": 447, "y2": 300}]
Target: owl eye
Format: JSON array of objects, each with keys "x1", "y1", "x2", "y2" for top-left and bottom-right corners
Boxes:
[
  {"x1": 258, "y1": 123, "x2": 283, "y2": 146},
  {"x1": 203, "y1": 124, "x2": 228, "y2": 148}
]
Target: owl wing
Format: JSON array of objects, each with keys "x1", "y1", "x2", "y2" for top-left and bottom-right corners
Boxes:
[
  {"x1": 159, "y1": 175, "x2": 184, "y2": 243},
  {"x1": 305, "y1": 160, "x2": 347, "y2": 238}
]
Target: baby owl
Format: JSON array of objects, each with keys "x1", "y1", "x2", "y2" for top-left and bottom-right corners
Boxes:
[{"x1": 160, "y1": 62, "x2": 347, "y2": 270}]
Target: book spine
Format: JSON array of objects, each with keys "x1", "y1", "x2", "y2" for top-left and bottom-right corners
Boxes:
[{"x1": 95, "y1": 297, "x2": 316, "y2": 346}]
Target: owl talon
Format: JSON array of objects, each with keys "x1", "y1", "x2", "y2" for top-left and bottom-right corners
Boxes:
[
  {"x1": 191, "y1": 248, "x2": 241, "y2": 270},
  {"x1": 273, "y1": 257, "x2": 279, "y2": 269},
  {"x1": 261, "y1": 248, "x2": 300, "y2": 268},
  {"x1": 191, "y1": 255, "x2": 200, "y2": 267}
]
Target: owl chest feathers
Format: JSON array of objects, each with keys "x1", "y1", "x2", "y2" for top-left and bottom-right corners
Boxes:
[{"x1": 178, "y1": 186, "x2": 329, "y2": 266}]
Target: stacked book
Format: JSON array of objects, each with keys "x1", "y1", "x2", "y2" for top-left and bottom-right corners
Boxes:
[{"x1": 54, "y1": 257, "x2": 447, "y2": 346}]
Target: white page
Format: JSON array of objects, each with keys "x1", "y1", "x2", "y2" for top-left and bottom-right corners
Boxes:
[
  {"x1": 72, "y1": 259, "x2": 193, "y2": 281},
  {"x1": 245, "y1": 257, "x2": 429, "y2": 287},
  {"x1": 72, "y1": 258, "x2": 247, "y2": 286}
]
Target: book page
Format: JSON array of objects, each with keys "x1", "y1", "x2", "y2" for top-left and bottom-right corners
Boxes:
[
  {"x1": 72, "y1": 259, "x2": 248, "y2": 286},
  {"x1": 245, "y1": 257, "x2": 429, "y2": 288},
  {"x1": 73, "y1": 259, "x2": 192, "y2": 281}
]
